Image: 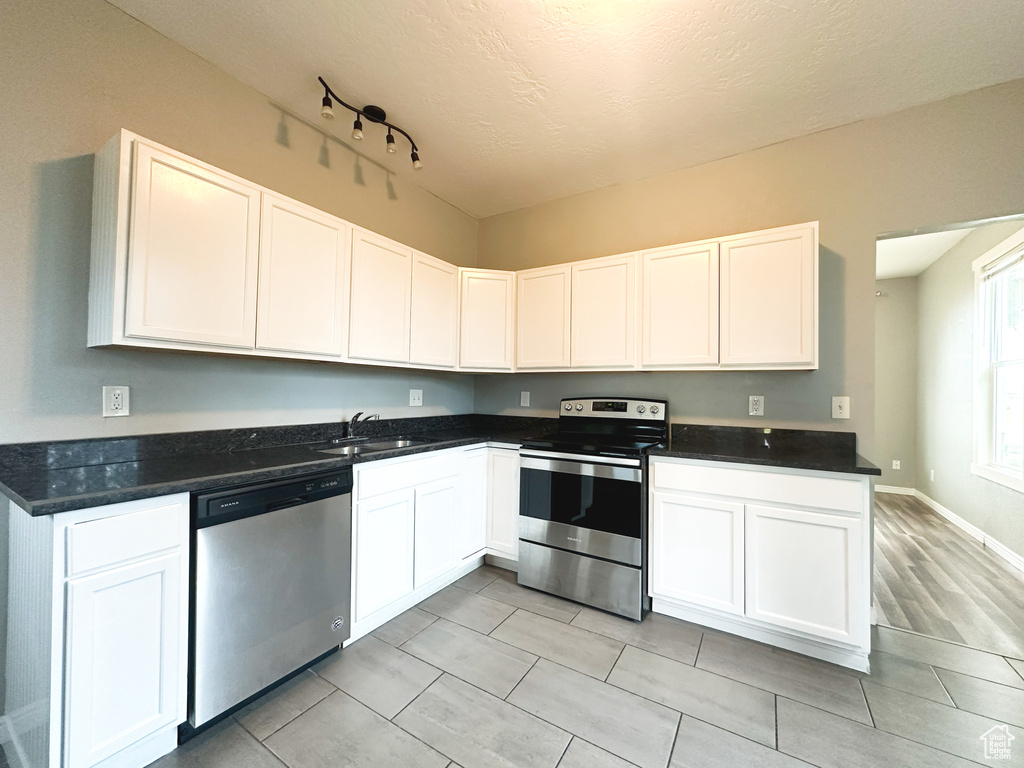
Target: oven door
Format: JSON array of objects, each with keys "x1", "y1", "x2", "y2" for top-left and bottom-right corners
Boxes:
[{"x1": 518, "y1": 453, "x2": 642, "y2": 566}]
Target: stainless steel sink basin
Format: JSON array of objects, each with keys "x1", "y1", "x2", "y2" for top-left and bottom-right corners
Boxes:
[{"x1": 317, "y1": 436, "x2": 432, "y2": 456}]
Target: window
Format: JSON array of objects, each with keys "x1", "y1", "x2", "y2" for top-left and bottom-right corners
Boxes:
[{"x1": 973, "y1": 226, "x2": 1024, "y2": 492}]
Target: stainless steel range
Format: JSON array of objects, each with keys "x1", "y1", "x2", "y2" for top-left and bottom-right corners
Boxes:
[{"x1": 518, "y1": 397, "x2": 668, "y2": 620}]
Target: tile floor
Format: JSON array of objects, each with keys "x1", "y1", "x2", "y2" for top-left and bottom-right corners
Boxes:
[{"x1": 153, "y1": 566, "x2": 1024, "y2": 768}]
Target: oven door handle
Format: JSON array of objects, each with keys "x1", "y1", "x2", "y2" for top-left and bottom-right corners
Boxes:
[{"x1": 519, "y1": 456, "x2": 642, "y2": 482}]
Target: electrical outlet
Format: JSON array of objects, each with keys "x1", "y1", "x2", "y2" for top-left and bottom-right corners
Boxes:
[
  {"x1": 409, "y1": 389, "x2": 423, "y2": 407},
  {"x1": 930, "y1": 469, "x2": 935, "y2": 481},
  {"x1": 892, "y1": 460, "x2": 901, "y2": 470},
  {"x1": 832, "y1": 396, "x2": 851, "y2": 419},
  {"x1": 748, "y1": 396, "x2": 764, "y2": 417},
  {"x1": 520, "y1": 391, "x2": 530, "y2": 407},
  {"x1": 102, "y1": 386, "x2": 130, "y2": 417}
]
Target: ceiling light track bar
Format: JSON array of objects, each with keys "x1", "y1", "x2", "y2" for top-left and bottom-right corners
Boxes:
[{"x1": 318, "y1": 76, "x2": 421, "y2": 169}]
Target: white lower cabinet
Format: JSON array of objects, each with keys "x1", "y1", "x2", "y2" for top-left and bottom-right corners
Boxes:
[
  {"x1": 5, "y1": 493, "x2": 189, "y2": 768},
  {"x1": 353, "y1": 489, "x2": 416, "y2": 622},
  {"x1": 486, "y1": 447, "x2": 520, "y2": 559},
  {"x1": 413, "y1": 475, "x2": 461, "y2": 588},
  {"x1": 649, "y1": 492, "x2": 743, "y2": 615},
  {"x1": 744, "y1": 504, "x2": 864, "y2": 645},
  {"x1": 66, "y1": 553, "x2": 184, "y2": 768},
  {"x1": 352, "y1": 447, "x2": 488, "y2": 635},
  {"x1": 458, "y1": 447, "x2": 489, "y2": 559},
  {"x1": 648, "y1": 457, "x2": 871, "y2": 670}
]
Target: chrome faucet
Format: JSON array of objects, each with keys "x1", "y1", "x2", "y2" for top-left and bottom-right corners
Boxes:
[{"x1": 348, "y1": 411, "x2": 380, "y2": 436}]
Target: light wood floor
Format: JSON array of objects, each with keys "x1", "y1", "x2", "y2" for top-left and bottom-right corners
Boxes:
[{"x1": 873, "y1": 492, "x2": 1024, "y2": 658}]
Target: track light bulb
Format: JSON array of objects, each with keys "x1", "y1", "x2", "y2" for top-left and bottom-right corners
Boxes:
[
  {"x1": 321, "y1": 95, "x2": 334, "y2": 119},
  {"x1": 386, "y1": 131, "x2": 396, "y2": 153},
  {"x1": 411, "y1": 150, "x2": 422, "y2": 170},
  {"x1": 352, "y1": 117, "x2": 364, "y2": 141}
]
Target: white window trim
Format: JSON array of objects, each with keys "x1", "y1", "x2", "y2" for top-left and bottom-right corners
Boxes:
[{"x1": 972, "y1": 226, "x2": 1024, "y2": 494}]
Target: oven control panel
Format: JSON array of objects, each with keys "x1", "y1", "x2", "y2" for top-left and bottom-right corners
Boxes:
[{"x1": 559, "y1": 398, "x2": 668, "y2": 421}]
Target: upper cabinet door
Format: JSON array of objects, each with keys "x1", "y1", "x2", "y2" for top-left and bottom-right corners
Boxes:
[
  {"x1": 641, "y1": 242, "x2": 719, "y2": 367},
  {"x1": 409, "y1": 252, "x2": 459, "y2": 368},
  {"x1": 719, "y1": 223, "x2": 818, "y2": 369},
  {"x1": 348, "y1": 229, "x2": 412, "y2": 363},
  {"x1": 126, "y1": 141, "x2": 261, "y2": 348},
  {"x1": 459, "y1": 269, "x2": 514, "y2": 370},
  {"x1": 571, "y1": 254, "x2": 636, "y2": 368},
  {"x1": 256, "y1": 193, "x2": 350, "y2": 357},
  {"x1": 517, "y1": 265, "x2": 571, "y2": 369}
]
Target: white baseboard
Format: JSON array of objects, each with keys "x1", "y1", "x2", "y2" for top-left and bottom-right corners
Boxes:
[
  {"x1": 651, "y1": 599, "x2": 870, "y2": 672},
  {"x1": 874, "y1": 485, "x2": 915, "y2": 495},
  {"x1": 913, "y1": 489, "x2": 1024, "y2": 574}
]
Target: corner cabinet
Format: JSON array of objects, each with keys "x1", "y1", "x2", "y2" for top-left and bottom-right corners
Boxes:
[
  {"x1": 719, "y1": 223, "x2": 818, "y2": 369},
  {"x1": 5, "y1": 493, "x2": 189, "y2": 768},
  {"x1": 459, "y1": 269, "x2": 515, "y2": 371},
  {"x1": 648, "y1": 456, "x2": 871, "y2": 671}
]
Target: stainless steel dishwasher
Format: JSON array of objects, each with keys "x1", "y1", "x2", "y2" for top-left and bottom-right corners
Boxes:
[{"x1": 187, "y1": 467, "x2": 352, "y2": 734}]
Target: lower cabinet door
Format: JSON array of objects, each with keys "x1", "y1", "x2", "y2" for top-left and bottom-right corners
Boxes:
[
  {"x1": 65, "y1": 551, "x2": 183, "y2": 768},
  {"x1": 458, "y1": 449, "x2": 488, "y2": 559},
  {"x1": 744, "y1": 504, "x2": 865, "y2": 645},
  {"x1": 649, "y1": 491, "x2": 744, "y2": 615},
  {"x1": 354, "y1": 491, "x2": 415, "y2": 622},
  {"x1": 486, "y1": 449, "x2": 520, "y2": 558},
  {"x1": 414, "y1": 475, "x2": 460, "y2": 588}
]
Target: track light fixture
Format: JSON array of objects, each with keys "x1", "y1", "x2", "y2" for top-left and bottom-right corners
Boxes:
[{"x1": 318, "y1": 77, "x2": 421, "y2": 170}]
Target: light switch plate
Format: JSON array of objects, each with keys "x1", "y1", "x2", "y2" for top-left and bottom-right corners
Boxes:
[
  {"x1": 520, "y1": 391, "x2": 530, "y2": 407},
  {"x1": 102, "y1": 386, "x2": 130, "y2": 417},
  {"x1": 748, "y1": 396, "x2": 764, "y2": 417},
  {"x1": 409, "y1": 389, "x2": 423, "y2": 407},
  {"x1": 832, "y1": 396, "x2": 851, "y2": 419}
]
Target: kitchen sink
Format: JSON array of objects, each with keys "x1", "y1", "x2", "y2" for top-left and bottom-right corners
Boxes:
[{"x1": 317, "y1": 436, "x2": 433, "y2": 456}]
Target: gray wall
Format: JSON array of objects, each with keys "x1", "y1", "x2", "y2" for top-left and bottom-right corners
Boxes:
[
  {"x1": 0, "y1": 0, "x2": 478, "y2": 445},
  {"x1": 917, "y1": 221, "x2": 1024, "y2": 558},
  {"x1": 476, "y1": 81, "x2": 1024, "y2": 458},
  {"x1": 873, "y1": 277, "x2": 919, "y2": 487}
]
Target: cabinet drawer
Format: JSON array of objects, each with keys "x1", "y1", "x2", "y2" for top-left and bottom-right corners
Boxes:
[
  {"x1": 67, "y1": 501, "x2": 185, "y2": 576},
  {"x1": 651, "y1": 460, "x2": 863, "y2": 515},
  {"x1": 356, "y1": 451, "x2": 461, "y2": 500}
]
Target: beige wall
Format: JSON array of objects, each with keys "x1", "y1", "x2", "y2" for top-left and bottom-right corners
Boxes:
[
  {"x1": 874, "y1": 277, "x2": 919, "y2": 487},
  {"x1": 475, "y1": 80, "x2": 1024, "y2": 457},
  {"x1": 0, "y1": 0, "x2": 479, "y2": 444},
  {"x1": 917, "y1": 221, "x2": 1024, "y2": 558}
]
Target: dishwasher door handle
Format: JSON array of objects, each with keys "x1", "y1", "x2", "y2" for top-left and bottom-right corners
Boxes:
[{"x1": 267, "y1": 496, "x2": 308, "y2": 513}]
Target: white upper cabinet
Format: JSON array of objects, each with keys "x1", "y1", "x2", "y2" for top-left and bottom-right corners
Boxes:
[
  {"x1": 348, "y1": 229, "x2": 412, "y2": 363},
  {"x1": 719, "y1": 223, "x2": 818, "y2": 369},
  {"x1": 641, "y1": 241, "x2": 720, "y2": 367},
  {"x1": 256, "y1": 193, "x2": 350, "y2": 358},
  {"x1": 571, "y1": 253, "x2": 637, "y2": 368},
  {"x1": 459, "y1": 269, "x2": 515, "y2": 370},
  {"x1": 125, "y1": 140, "x2": 261, "y2": 348},
  {"x1": 516, "y1": 264, "x2": 571, "y2": 369},
  {"x1": 409, "y1": 251, "x2": 459, "y2": 368}
]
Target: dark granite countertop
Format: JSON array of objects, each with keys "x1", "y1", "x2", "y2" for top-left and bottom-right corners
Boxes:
[
  {"x1": 0, "y1": 415, "x2": 555, "y2": 516},
  {"x1": 651, "y1": 424, "x2": 880, "y2": 476}
]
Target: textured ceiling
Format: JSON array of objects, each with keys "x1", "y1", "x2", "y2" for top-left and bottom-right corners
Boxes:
[{"x1": 108, "y1": 0, "x2": 1023, "y2": 218}]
